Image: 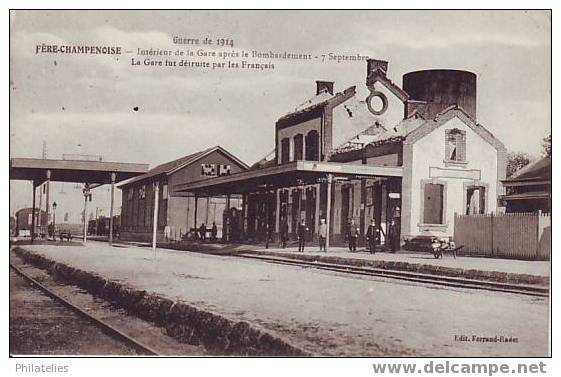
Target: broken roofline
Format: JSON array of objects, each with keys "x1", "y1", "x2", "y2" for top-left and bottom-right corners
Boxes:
[
  {"x1": 331, "y1": 106, "x2": 506, "y2": 162},
  {"x1": 172, "y1": 160, "x2": 403, "y2": 195},
  {"x1": 276, "y1": 86, "x2": 357, "y2": 128},
  {"x1": 404, "y1": 105, "x2": 506, "y2": 151}
]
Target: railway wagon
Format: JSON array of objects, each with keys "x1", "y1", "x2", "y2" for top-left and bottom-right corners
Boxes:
[
  {"x1": 15, "y1": 208, "x2": 48, "y2": 237},
  {"x1": 88, "y1": 215, "x2": 121, "y2": 237}
]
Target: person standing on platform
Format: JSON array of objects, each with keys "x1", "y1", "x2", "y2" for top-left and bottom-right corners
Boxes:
[
  {"x1": 164, "y1": 225, "x2": 171, "y2": 242},
  {"x1": 388, "y1": 219, "x2": 400, "y2": 253},
  {"x1": 347, "y1": 219, "x2": 359, "y2": 252},
  {"x1": 366, "y1": 219, "x2": 377, "y2": 254},
  {"x1": 318, "y1": 218, "x2": 327, "y2": 252},
  {"x1": 199, "y1": 223, "x2": 207, "y2": 241},
  {"x1": 47, "y1": 222, "x2": 54, "y2": 241},
  {"x1": 265, "y1": 223, "x2": 273, "y2": 249},
  {"x1": 211, "y1": 222, "x2": 218, "y2": 241},
  {"x1": 280, "y1": 219, "x2": 289, "y2": 248},
  {"x1": 297, "y1": 219, "x2": 308, "y2": 252}
]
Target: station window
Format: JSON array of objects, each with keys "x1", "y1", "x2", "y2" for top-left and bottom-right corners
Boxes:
[
  {"x1": 445, "y1": 128, "x2": 466, "y2": 162},
  {"x1": 305, "y1": 130, "x2": 320, "y2": 161},
  {"x1": 293, "y1": 134, "x2": 304, "y2": 160},
  {"x1": 466, "y1": 186, "x2": 486, "y2": 215},
  {"x1": 280, "y1": 138, "x2": 290, "y2": 163}
]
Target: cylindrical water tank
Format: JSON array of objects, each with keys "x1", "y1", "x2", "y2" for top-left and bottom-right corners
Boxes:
[{"x1": 402, "y1": 70, "x2": 477, "y2": 119}]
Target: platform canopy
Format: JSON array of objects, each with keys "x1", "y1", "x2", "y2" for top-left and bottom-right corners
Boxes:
[
  {"x1": 10, "y1": 158, "x2": 149, "y2": 185},
  {"x1": 172, "y1": 160, "x2": 403, "y2": 196}
]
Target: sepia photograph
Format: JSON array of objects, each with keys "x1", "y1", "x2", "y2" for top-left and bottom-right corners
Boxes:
[{"x1": 8, "y1": 9, "x2": 551, "y2": 363}]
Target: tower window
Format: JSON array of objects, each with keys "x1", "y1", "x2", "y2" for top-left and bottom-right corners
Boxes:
[{"x1": 445, "y1": 128, "x2": 466, "y2": 162}]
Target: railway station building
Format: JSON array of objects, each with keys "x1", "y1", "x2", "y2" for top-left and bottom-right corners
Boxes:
[
  {"x1": 118, "y1": 146, "x2": 248, "y2": 242},
  {"x1": 501, "y1": 156, "x2": 551, "y2": 214},
  {"x1": 172, "y1": 59, "x2": 507, "y2": 248}
]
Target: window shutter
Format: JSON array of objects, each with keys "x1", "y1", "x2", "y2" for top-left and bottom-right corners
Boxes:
[
  {"x1": 445, "y1": 129, "x2": 466, "y2": 161},
  {"x1": 445, "y1": 130, "x2": 452, "y2": 160},
  {"x1": 294, "y1": 134, "x2": 303, "y2": 160},
  {"x1": 281, "y1": 138, "x2": 290, "y2": 163},
  {"x1": 457, "y1": 130, "x2": 466, "y2": 161}
]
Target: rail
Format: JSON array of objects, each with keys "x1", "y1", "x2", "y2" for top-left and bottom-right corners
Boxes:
[{"x1": 10, "y1": 263, "x2": 160, "y2": 356}]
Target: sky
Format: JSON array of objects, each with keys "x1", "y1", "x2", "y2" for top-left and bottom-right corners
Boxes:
[{"x1": 9, "y1": 10, "x2": 551, "y2": 221}]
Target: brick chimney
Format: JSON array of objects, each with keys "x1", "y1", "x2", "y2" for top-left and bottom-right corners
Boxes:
[
  {"x1": 366, "y1": 59, "x2": 388, "y2": 79},
  {"x1": 316, "y1": 80, "x2": 334, "y2": 95}
]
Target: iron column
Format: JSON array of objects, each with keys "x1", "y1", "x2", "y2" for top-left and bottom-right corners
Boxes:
[
  {"x1": 82, "y1": 184, "x2": 90, "y2": 243},
  {"x1": 45, "y1": 170, "x2": 51, "y2": 233},
  {"x1": 37, "y1": 183, "x2": 42, "y2": 236},
  {"x1": 109, "y1": 172, "x2": 116, "y2": 246},
  {"x1": 325, "y1": 173, "x2": 333, "y2": 252},
  {"x1": 31, "y1": 181, "x2": 36, "y2": 243},
  {"x1": 194, "y1": 194, "x2": 198, "y2": 231}
]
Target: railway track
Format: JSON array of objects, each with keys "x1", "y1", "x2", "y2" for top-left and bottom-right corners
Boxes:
[
  {"x1": 10, "y1": 263, "x2": 160, "y2": 356},
  {"x1": 236, "y1": 253, "x2": 550, "y2": 297}
]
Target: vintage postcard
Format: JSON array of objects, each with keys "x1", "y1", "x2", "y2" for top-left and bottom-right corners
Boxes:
[{"x1": 9, "y1": 9, "x2": 551, "y2": 365}]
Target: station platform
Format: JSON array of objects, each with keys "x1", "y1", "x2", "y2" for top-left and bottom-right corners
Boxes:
[
  {"x1": 240, "y1": 246, "x2": 550, "y2": 281},
  {"x1": 12, "y1": 241, "x2": 549, "y2": 356},
  {"x1": 105, "y1": 239, "x2": 550, "y2": 285}
]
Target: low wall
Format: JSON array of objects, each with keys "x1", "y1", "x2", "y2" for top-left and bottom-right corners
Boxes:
[
  {"x1": 244, "y1": 250, "x2": 549, "y2": 286},
  {"x1": 120, "y1": 231, "x2": 165, "y2": 243},
  {"x1": 13, "y1": 247, "x2": 309, "y2": 356}
]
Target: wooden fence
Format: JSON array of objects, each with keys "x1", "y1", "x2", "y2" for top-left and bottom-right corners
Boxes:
[{"x1": 454, "y1": 212, "x2": 551, "y2": 260}]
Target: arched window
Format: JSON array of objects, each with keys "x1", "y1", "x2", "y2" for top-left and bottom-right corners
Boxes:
[
  {"x1": 293, "y1": 134, "x2": 304, "y2": 160},
  {"x1": 305, "y1": 130, "x2": 320, "y2": 161},
  {"x1": 280, "y1": 138, "x2": 290, "y2": 163}
]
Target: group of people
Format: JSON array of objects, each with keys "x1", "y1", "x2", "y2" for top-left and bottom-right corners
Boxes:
[
  {"x1": 364, "y1": 218, "x2": 400, "y2": 254},
  {"x1": 276, "y1": 219, "x2": 311, "y2": 251},
  {"x1": 347, "y1": 219, "x2": 400, "y2": 253},
  {"x1": 274, "y1": 217, "x2": 400, "y2": 253},
  {"x1": 198, "y1": 222, "x2": 218, "y2": 241}
]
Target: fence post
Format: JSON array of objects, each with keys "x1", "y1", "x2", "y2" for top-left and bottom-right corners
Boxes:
[
  {"x1": 535, "y1": 210, "x2": 541, "y2": 260},
  {"x1": 490, "y1": 212, "x2": 494, "y2": 257}
]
